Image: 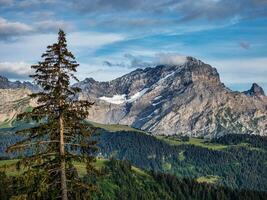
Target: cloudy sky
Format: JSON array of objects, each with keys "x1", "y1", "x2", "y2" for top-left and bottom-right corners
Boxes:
[{"x1": 0, "y1": 0, "x2": 266, "y2": 92}]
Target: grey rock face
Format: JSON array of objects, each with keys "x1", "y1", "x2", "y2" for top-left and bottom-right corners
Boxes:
[{"x1": 77, "y1": 57, "x2": 267, "y2": 137}]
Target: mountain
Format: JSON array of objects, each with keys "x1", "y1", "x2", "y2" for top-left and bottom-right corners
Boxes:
[
  {"x1": 0, "y1": 57, "x2": 266, "y2": 137},
  {"x1": 0, "y1": 75, "x2": 39, "y2": 91},
  {"x1": 76, "y1": 57, "x2": 267, "y2": 137}
]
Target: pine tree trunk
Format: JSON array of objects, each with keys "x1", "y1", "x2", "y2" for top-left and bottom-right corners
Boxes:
[{"x1": 60, "y1": 114, "x2": 68, "y2": 200}]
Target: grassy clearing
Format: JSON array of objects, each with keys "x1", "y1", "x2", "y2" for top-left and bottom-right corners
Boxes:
[
  {"x1": 178, "y1": 151, "x2": 185, "y2": 161},
  {"x1": 162, "y1": 162, "x2": 172, "y2": 171},
  {"x1": 0, "y1": 159, "x2": 22, "y2": 176},
  {"x1": 230, "y1": 142, "x2": 266, "y2": 152},
  {"x1": 131, "y1": 166, "x2": 150, "y2": 177},
  {"x1": 88, "y1": 121, "x2": 145, "y2": 133},
  {"x1": 156, "y1": 136, "x2": 227, "y2": 150},
  {"x1": 196, "y1": 175, "x2": 220, "y2": 184},
  {"x1": 0, "y1": 159, "x2": 108, "y2": 177},
  {"x1": 0, "y1": 158, "x2": 148, "y2": 179}
]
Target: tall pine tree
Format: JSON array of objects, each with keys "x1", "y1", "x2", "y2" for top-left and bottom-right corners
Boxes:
[{"x1": 7, "y1": 30, "x2": 97, "y2": 200}]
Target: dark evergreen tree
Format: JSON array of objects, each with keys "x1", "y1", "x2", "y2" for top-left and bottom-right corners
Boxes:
[{"x1": 7, "y1": 30, "x2": 97, "y2": 200}]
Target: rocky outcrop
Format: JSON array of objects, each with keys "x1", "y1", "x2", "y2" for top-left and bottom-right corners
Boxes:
[{"x1": 243, "y1": 83, "x2": 265, "y2": 96}]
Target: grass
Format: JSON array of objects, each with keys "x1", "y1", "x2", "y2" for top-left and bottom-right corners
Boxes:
[
  {"x1": 87, "y1": 121, "x2": 145, "y2": 133},
  {"x1": 196, "y1": 175, "x2": 220, "y2": 184},
  {"x1": 156, "y1": 136, "x2": 228, "y2": 150}
]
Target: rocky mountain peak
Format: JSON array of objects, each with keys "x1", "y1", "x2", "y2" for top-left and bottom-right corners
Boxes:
[
  {"x1": 76, "y1": 57, "x2": 267, "y2": 137},
  {"x1": 83, "y1": 77, "x2": 96, "y2": 84},
  {"x1": 243, "y1": 83, "x2": 265, "y2": 96},
  {"x1": 0, "y1": 75, "x2": 39, "y2": 91}
]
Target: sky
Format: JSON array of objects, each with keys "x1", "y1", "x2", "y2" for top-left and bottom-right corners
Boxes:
[{"x1": 0, "y1": 0, "x2": 266, "y2": 92}]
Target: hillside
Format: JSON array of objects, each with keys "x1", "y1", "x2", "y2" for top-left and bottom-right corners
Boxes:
[
  {"x1": 96, "y1": 130, "x2": 267, "y2": 191},
  {"x1": 1, "y1": 122, "x2": 267, "y2": 191},
  {"x1": 0, "y1": 159, "x2": 266, "y2": 200}
]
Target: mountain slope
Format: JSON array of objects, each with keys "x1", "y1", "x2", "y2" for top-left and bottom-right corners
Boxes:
[
  {"x1": 76, "y1": 57, "x2": 267, "y2": 137},
  {"x1": 0, "y1": 88, "x2": 36, "y2": 127}
]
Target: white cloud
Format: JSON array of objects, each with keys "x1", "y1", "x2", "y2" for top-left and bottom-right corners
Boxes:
[
  {"x1": 0, "y1": 31, "x2": 125, "y2": 61},
  {"x1": 34, "y1": 20, "x2": 74, "y2": 32},
  {"x1": 0, "y1": 61, "x2": 32, "y2": 79},
  {"x1": 0, "y1": 33, "x2": 57, "y2": 61},
  {"x1": 0, "y1": 31, "x2": 126, "y2": 80},
  {"x1": 77, "y1": 62, "x2": 132, "y2": 81},
  {"x1": 156, "y1": 53, "x2": 187, "y2": 66},
  {"x1": 0, "y1": 17, "x2": 33, "y2": 38},
  {"x1": 18, "y1": 0, "x2": 56, "y2": 8},
  {"x1": 209, "y1": 57, "x2": 267, "y2": 84},
  {"x1": 0, "y1": 0, "x2": 13, "y2": 6},
  {"x1": 68, "y1": 32, "x2": 124, "y2": 48}
]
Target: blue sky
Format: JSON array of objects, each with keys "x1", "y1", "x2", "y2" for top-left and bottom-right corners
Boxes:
[{"x1": 0, "y1": 0, "x2": 266, "y2": 92}]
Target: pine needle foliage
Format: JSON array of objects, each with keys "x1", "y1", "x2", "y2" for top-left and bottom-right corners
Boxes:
[{"x1": 7, "y1": 30, "x2": 97, "y2": 200}]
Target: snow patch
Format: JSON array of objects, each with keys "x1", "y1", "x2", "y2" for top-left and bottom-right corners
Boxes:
[
  {"x1": 138, "y1": 114, "x2": 153, "y2": 121},
  {"x1": 158, "y1": 72, "x2": 175, "y2": 84},
  {"x1": 153, "y1": 95, "x2": 162, "y2": 100},
  {"x1": 138, "y1": 109, "x2": 158, "y2": 121},
  {"x1": 128, "y1": 88, "x2": 149, "y2": 103},
  {"x1": 99, "y1": 88, "x2": 149, "y2": 104},
  {"x1": 99, "y1": 94, "x2": 126, "y2": 104},
  {"x1": 152, "y1": 100, "x2": 164, "y2": 106}
]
